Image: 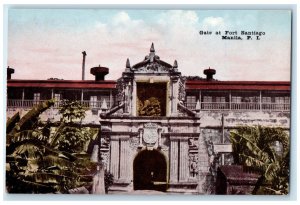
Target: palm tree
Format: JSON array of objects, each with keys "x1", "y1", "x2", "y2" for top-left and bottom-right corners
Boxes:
[{"x1": 230, "y1": 125, "x2": 289, "y2": 195}]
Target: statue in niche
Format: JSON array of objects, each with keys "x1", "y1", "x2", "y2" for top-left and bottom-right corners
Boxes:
[
  {"x1": 190, "y1": 155, "x2": 198, "y2": 177},
  {"x1": 100, "y1": 136, "x2": 109, "y2": 148},
  {"x1": 188, "y1": 138, "x2": 198, "y2": 148},
  {"x1": 138, "y1": 97, "x2": 161, "y2": 116}
]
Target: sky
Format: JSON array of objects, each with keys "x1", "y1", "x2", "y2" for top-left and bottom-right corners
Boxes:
[{"x1": 7, "y1": 9, "x2": 291, "y2": 81}]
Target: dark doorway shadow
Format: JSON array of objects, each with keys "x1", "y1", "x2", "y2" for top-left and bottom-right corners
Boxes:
[{"x1": 133, "y1": 149, "x2": 167, "y2": 192}]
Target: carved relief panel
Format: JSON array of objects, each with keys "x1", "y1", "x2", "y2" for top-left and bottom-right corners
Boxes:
[
  {"x1": 143, "y1": 123, "x2": 158, "y2": 145},
  {"x1": 137, "y1": 83, "x2": 167, "y2": 116}
]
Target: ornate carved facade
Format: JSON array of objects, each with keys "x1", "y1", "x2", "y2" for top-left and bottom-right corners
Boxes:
[{"x1": 99, "y1": 43, "x2": 204, "y2": 193}]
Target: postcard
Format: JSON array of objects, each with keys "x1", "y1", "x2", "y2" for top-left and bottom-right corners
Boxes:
[{"x1": 5, "y1": 7, "x2": 291, "y2": 195}]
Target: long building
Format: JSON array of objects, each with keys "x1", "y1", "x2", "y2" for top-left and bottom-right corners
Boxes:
[{"x1": 6, "y1": 44, "x2": 290, "y2": 194}]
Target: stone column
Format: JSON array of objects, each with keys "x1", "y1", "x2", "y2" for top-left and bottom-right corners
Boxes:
[
  {"x1": 157, "y1": 128, "x2": 162, "y2": 148},
  {"x1": 172, "y1": 80, "x2": 179, "y2": 115},
  {"x1": 170, "y1": 80, "x2": 174, "y2": 113},
  {"x1": 179, "y1": 138, "x2": 189, "y2": 182},
  {"x1": 170, "y1": 137, "x2": 179, "y2": 183},
  {"x1": 132, "y1": 80, "x2": 137, "y2": 116},
  {"x1": 197, "y1": 131, "x2": 210, "y2": 193},
  {"x1": 124, "y1": 84, "x2": 129, "y2": 113},
  {"x1": 110, "y1": 137, "x2": 120, "y2": 180},
  {"x1": 198, "y1": 134, "x2": 209, "y2": 172},
  {"x1": 119, "y1": 137, "x2": 130, "y2": 182},
  {"x1": 128, "y1": 82, "x2": 132, "y2": 114},
  {"x1": 138, "y1": 128, "x2": 143, "y2": 148}
]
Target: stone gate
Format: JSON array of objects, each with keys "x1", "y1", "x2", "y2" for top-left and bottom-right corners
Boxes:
[{"x1": 99, "y1": 44, "x2": 209, "y2": 193}]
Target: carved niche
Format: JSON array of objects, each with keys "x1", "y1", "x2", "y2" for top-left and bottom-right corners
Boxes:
[
  {"x1": 137, "y1": 83, "x2": 167, "y2": 116},
  {"x1": 189, "y1": 152, "x2": 199, "y2": 178}
]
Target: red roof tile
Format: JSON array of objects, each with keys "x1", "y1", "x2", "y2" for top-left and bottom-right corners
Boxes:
[
  {"x1": 186, "y1": 80, "x2": 290, "y2": 91},
  {"x1": 7, "y1": 80, "x2": 117, "y2": 89},
  {"x1": 7, "y1": 79, "x2": 290, "y2": 91}
]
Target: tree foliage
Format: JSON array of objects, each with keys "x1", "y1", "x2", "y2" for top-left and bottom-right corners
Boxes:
[
  {"x1": 56, "y1": 126, "x2": 91, "y2": 153},
  {"x1": 55, "y1": 100, "x2": 94, "y2": 153},
  {"x1": 59, "y1": 100, "x2": 87, "y2": 123},
  {"x1": 230, "y1": 125, "x2": 290, "y2": 195},
  {"x1": 6, "y1": 100, "x2": 98, "y2": 193}
]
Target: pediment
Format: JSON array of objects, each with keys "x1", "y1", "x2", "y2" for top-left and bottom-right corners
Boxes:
[{"x1": 132, "y1": 55, "x2": 173, "y2": 73}]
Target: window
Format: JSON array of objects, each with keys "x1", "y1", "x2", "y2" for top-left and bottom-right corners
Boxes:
[
  {"x1": 275, "y1": 97, "x2": 285, "y2": 110},
  {"x1": 275, "y1": 97, "x2": 285, "y2": 104},
  {"x1": 262, "y1": 97, "x2": 272, "y2": 110},
  {"x1": 203, "y1": 96, "x2": 212, "y2": 102},
  {"x1": 54, "y1": 93, "x2": 61, "y2": 107},
  {"x1": 262, "y1": 97, "x2": 271, "y2": 103},
  {"x1": 248, "y1": 96, "x2": 259, "y2": 103},
  {"x1": 231, "y1": 96, "x2": 242, "y2": 109},
  {"x1": 202, "y1": 96, "x2": 212, "y2": 109},
  {"x1": 231, "y1": 96, "x2": 242, "y2": 103},
  {"x1": 90, "y1": 96, "x2": 98, "y2": 108},
  {"x1": 284, "y1": 97, "x2": 290, "y2": 104},
  {"x1": 284, "y1": 97, "x2": 290, "y2": 110},
  {"x1": 186, "y1": 95, "x2": 196, "y2": 110},
  {"x1": 33, "y1": 93, "x2": 40, "y2": 105},
  {"x1": 215, "y1": 96, "x2": 226, "y2": 102},
  {"x1": 54, "y1": 93, "x2": 61, "y2": 101},
  {"x1": 262, "y1": 96, "x2": 289, "y2": 110},
  {"x1": 215, "y1": 96, "x2": 226, "y2": 109}
]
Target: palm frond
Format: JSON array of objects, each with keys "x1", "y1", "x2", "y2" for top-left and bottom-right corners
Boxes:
[
  {"x1": 12, "y1": 143, "x2": 42, "y2": 159},
  {"x1": 6, "y1": 112, "x2": 20, "y2": 134},
  {"x1": 264, "y1": 162, "x2": 280, "y2": 181},
  {"x1": 40, "y1": 154, "x2": 75, "y2": 169},
  {"x1": 10, "y1": 100, "x2": 55, "y2": 135},
  {"x1": 239, "y1": 154, "x2": 265, "y2": 170},
  {"x1": 49, "y1": 122, "x2": 65, "y2": 147}
]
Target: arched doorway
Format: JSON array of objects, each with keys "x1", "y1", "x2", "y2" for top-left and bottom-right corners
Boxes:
[{"x1": 133, "y1": 149, "x2": 167, "y2": 192}]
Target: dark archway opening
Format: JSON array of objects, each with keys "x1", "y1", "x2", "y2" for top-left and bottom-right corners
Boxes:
[{"x1": 133, "y1": 150, "x2": 167, "y2": 192}]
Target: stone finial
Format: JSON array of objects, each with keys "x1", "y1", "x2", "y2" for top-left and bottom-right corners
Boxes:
[
  {"x1": 149, "y1": 43, "x2": 156, "y2": 62},
  {"x1": 150, "y1": 42, "x2": 155, "y2": 53},
  {"x1": 101, "y1": 98, "x2": 108, "y2": 110},
  {"x1": 126, "y1": 58, "x2": 131, "y2": 68},
  {"x1": 173, "y1": 60, "x2": 178, "y2": 68}
]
